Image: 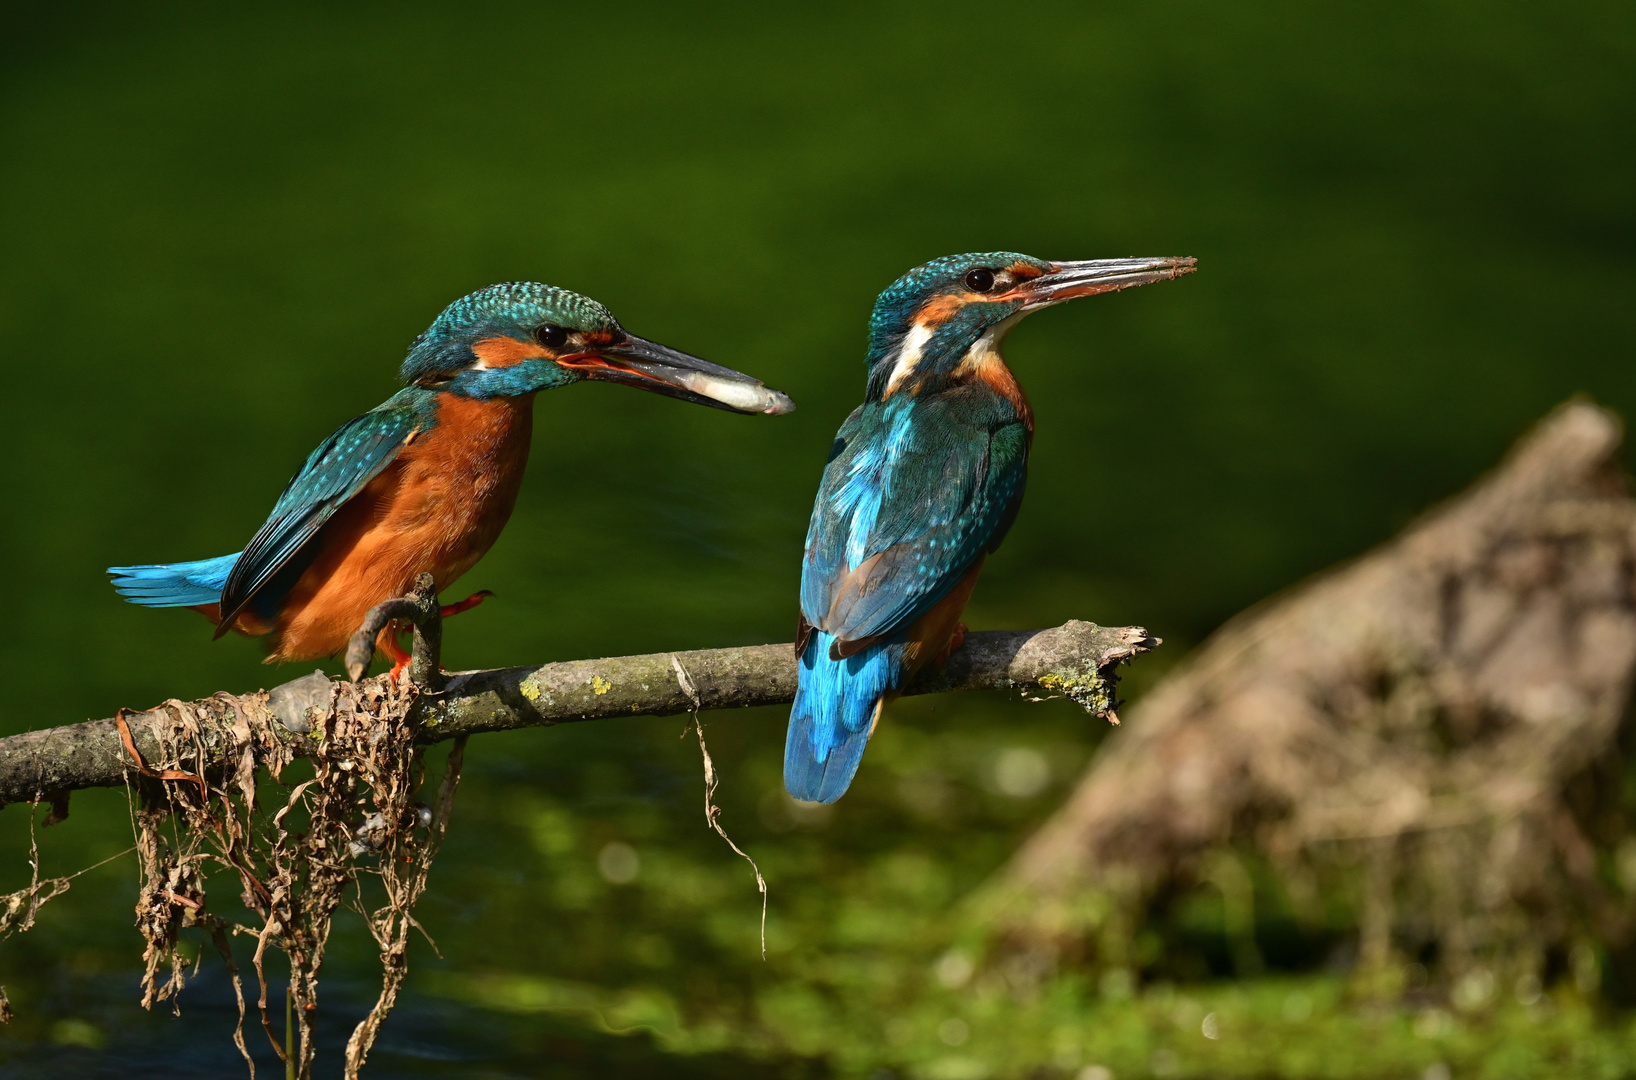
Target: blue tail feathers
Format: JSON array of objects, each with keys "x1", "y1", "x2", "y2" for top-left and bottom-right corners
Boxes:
[
  {"x1": 783, "y1": 631, "x2": 905, "y2": 803},
  {"x1": 108, "y1": 553, "x2": 240, "y2": 608}
]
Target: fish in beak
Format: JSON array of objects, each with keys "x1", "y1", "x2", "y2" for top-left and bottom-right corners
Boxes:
[{"x1": 558, "y1": 334, "x2": 795, "y2": 415}]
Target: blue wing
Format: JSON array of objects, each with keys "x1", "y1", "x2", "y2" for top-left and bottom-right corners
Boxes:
[
  {"x1": 785, "y1": 386, "x2": 1029, "y2": 801},
  {"x1": 214, "y1": 395, "x2": 424, "y2": 631},
  {"x1": 800, "y1": 389, "x2": 1029, "y2": 648}
]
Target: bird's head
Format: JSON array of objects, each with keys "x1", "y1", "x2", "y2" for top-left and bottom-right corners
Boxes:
[
  {"x1": 400, "y1": 282, "x2": 794, "y2": 414},
  {"x1": 864, "y1": 253, "x2": 1196, "y2": 399}
]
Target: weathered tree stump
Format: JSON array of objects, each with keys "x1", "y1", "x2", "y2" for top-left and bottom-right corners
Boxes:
[{"x1": 978, "y1": 401, "x2": 1636, "y2": 994}]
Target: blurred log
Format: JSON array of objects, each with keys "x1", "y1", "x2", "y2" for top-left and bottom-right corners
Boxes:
[
  {"x1": 979, "y1": 400, "x2": 1636, "y2": 987},
  {"x1": 0, "y1": 621, "x2": 1155, "y2": 808}
]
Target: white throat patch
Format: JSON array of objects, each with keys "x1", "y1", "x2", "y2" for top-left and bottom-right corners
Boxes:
[
  {"x1": 954, "y1": 310, "x2": 1026, "y2": 378},
  {"x1": 883, "y1": 322, "x2": 934, "y2": 396}
]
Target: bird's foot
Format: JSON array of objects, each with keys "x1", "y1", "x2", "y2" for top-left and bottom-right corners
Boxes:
[
  {"x1": 935, "y1": 622, "x2": 969, "y2": 666},
  {"x1": 378, "y1": 622, "x2": 412, "y2": 681},
  {"x1": 440, "y1": 590, "x2": 493, "y2": 619}
]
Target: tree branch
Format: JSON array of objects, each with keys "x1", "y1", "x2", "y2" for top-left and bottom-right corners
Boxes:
[
  {"x1": 344, "y1": 573, "x2": 444, "y2": 689},
  {"x1": 0, "y1": 621, "x2": 1156, "y2": 808}
]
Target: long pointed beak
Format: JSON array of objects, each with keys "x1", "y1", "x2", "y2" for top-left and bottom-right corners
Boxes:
[
  {"x1": 1012, "y1": 256, "x2": 1197, "y2": 309},
  {"x1": 559, "y1": 334, "x2": 795, "y2": 415}
]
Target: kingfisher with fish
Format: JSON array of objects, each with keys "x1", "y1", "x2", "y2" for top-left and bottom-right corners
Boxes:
[
  {"x1": 785, "y1": 253, "x2": 1196, "y2": 803},
  {"x1": 110, "y1": 282, "x2": 794, "y2": 676}
]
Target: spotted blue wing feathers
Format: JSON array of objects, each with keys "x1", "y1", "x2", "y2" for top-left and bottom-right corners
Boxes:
[
  {"x1": 214, "y1": 398, "x2": 423, "y2": 631},
  {"x1": 785, "y1": 387, "x2": 1029, "y2": 801},
  {"x1": 801, "y1": 392, "x2": 1028, "y2": 647}
]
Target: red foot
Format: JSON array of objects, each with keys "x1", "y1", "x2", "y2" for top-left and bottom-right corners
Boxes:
[
  {"x1": 440, "y1": 590, "x2": 493, "y2": 619},
  {"x1": 934, "y1": 622, "x2": 969, "y2": 667},
  {"x1": 376, "y1": 592, "x2": 492, "y2": 681},
  {"x1": 378, "y1": 623, "x2": 411, "y2": 680}
]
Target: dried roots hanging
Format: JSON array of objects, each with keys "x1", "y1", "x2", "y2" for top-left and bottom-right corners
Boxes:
[{"x1": 123, "y1": 581, "x2": 467, "y2": 1079}]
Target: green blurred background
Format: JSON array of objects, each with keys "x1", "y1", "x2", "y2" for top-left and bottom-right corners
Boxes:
[{"x1": 1, "y1": 2, "x2": 1633, "y2": 1077}]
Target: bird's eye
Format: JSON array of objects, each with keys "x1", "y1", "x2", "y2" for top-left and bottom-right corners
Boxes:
[
  {"x1": 534, "y1": 324, "x2": 569, "y2": 350},
  {"x1": 964, "y1": 268, "x2": 997, "y2": 293}
]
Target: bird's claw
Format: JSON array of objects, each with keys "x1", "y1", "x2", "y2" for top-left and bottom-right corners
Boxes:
[
  {"x1": 379, "y1": 622, "x2": 413, "y2": 681},
  {"x1": 935, "y1": 622, "x2": 969, "y2": 667},
  {"x1": 439, "y1": 590, "x2": 493, "y2": 619},
  {"x1": 376, "y1": 590, "x2": 488, "y2": 682}
]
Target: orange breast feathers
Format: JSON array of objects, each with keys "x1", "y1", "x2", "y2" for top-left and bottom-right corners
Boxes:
[{"x1": 244, "y1": 393, "x2": 536, "y2": 663}]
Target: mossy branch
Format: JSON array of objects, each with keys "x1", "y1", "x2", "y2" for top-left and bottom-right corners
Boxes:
[{"x1": 0, "y1": 619, "x2": 1157, "y2": 809}]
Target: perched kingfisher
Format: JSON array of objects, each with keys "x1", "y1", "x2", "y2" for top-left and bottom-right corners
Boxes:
[
  {"x1": 110, "y1": 283, "x2": 794, "y2": 674},
  {"x1": 784, "y1": 253, "x2": 1195, "y2": 803}
]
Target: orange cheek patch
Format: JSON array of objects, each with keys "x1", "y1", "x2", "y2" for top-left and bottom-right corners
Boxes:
[
  {"x1": 472, "y1": 336, "x2": 550, "y2": 369},
  {"x1": 916, "y1": 293, "x2": 968, "y2": 327}
]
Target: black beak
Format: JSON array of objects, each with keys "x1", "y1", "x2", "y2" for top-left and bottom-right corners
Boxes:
[
  {"x1": 560, "y1": 334, "x2": 795, "y2": 415},
  {"x1": 1013, "y1": 256, "x2": 1198, "y2": 309}
]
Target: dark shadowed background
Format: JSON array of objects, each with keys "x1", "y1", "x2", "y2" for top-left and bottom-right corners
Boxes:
[{"x1": 1, "y1": 2, "x2": 1632, "y2": 1077}]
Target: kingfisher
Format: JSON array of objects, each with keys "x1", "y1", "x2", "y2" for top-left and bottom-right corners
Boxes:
[
  {"x1": 784, "y1": 253, "x2": 1195, "y2": 803},
  {"x1": 110, "y1": 282, "x2": 794, "y2": 675}
]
